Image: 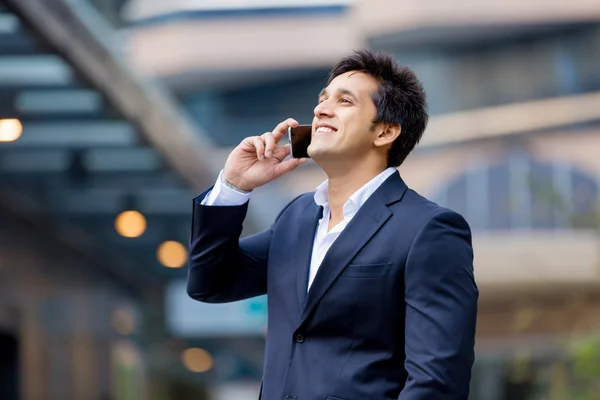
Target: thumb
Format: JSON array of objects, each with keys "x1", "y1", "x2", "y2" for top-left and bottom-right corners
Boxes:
[{"x1": 273, "y1": 157, "x2": 307, "y2": 177}]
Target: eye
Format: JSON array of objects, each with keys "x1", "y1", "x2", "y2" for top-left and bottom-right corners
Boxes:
[{"x1": 340, "y1": 98, "x2": 353, "y2": 104}]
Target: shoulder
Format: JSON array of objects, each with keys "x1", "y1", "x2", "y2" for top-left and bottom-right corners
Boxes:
[
  {"x1": 402, "y1": 191, "x2": 474, "y2": 275},
  {"x1": 396, "y1": 188, "x2": 471, "y2": 236}
]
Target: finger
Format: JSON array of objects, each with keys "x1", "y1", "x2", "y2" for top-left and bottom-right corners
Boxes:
[
  {"x1": 262, "y1": 132, "x2": 276, "y2": 158},
  {"x1": 271, "y1": 143, "x2": 291, "y2": 161},
  {"x1": 239, "y1": 135, "x2": 259, "y2": 153},
  {"x1": 271, "y1": 118, "x2": 299, "y2": 143},
  {"x1": 273, "y1": 157, "x2": 307, "y2": 177},
  {"x1": 252, "y1": 136, "x2": 266, "y2": 160}
]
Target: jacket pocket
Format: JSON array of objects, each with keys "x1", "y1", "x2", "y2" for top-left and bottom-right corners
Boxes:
[
  {"x1": 340, "y1": 262, "x2": 392, "y2": 279},
  {"x1": 326, "y1": 396, "x2": 349, "y2": 400}
]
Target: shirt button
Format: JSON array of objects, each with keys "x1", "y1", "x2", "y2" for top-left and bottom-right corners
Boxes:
[{"x1": 294, "y1": 333, "x2": 305, "y2": 343}]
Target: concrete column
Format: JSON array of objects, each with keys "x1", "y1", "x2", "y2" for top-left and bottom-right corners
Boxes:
[
  {"x1": 20, "y1": 298, "x2": 46, "y2": 400},
  {"x1": 70, "y1": 290, "x2": 98, "y2": 400}
]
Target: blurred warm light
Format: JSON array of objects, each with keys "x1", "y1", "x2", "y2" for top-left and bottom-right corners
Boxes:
[
  {"x1": 0, "y1": 118, "x2": 23, "y2": 142},
  {"x1": 181, "y1": 348, "x2": 213, "y2": 373},
  {"x1": 114, "y1": 210, "x2": 146, "y2": 238},
  {"x1": 111, "y1": 308, "x2": 135, "y2": 336},
  {"x1": 157, "y1": 240, "x2": 187, "y2": 268}
]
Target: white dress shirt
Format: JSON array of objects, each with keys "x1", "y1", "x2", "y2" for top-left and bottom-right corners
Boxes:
[{"x1": 202, "y1": 167, "x2": 397, "y2": 291}]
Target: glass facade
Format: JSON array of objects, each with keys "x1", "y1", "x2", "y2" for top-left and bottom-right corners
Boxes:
[
  {"x1": 431, "y1": 153, "x2": 600, "y2": 231},
  {"x1": 182, "y1": 24, "x2": 600, "y2": 146}
]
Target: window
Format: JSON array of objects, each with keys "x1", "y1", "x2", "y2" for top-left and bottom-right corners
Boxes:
[{"x1": 431, "y1": 153, "x2": 600, "y2": 231}]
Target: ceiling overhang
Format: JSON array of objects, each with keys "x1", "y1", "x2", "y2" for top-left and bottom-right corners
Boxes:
[{"x1": 122, "y1": 0, "x2": 600, "y2": 84}]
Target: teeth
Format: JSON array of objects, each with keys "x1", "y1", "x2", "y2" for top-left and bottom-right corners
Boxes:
[{"x1": 316, "y1": 127, "x2": 334, "y2": 133}]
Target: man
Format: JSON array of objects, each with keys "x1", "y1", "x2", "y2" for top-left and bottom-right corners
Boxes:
[{"x1": 188, "y1": 50, "x2": 478, "y2": 400}]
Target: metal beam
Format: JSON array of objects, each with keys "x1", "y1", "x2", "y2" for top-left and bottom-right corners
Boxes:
[
  {"x1": 0, "y1": 148, "x2": 67, "y2": 172},
  {"x1": 15, "y1": 89, "x2": 103, "y2": 114},
  {"x1": 0, "y1": 147, "x2": 163, "y2": 172},
  {"x1": 0, "y1": 55, "x2": 73, "y2": 86},
  {"x1": 5, "y1": 0, "x2": 264, "y2": 232},
  {"x1": 0, "y1": 13, "x2": 51, "y2": 55},
  {"x1": 0, "y1": 12, "x2": 19, "y2": 34},
  {"x1": 0, "y1": 121, "x2": 137, "y2": 147},
  {"x1": 0, "y1": 89, "x2": 106, "y2": 119},
  {"x1": 86, "y1": 147, "x2": 164, "y2": 172},
  {"x1": 6, "y1": 0, "x2": 218, "y2": 188}
]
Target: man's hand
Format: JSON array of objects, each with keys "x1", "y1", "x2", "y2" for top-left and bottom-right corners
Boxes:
[{"x1": 222, "y1": 118, "x2": 307, "y2": 192}]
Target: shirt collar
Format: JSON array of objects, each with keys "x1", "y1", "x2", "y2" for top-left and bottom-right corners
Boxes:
[
  {"x1": 313, "y1": 167, "x2": 397, "y2": 217},
  {"x1": 313, "y1": 179, "x2": 329, "y2": 207}
]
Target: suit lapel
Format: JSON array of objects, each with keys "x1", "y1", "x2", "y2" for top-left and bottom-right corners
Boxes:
[
  {"x1": 299, "y1": 172, "x2": 408, "y2": 325},
  {"x1": 295, "y1": 202, "x2": 323, "y2": 311}
]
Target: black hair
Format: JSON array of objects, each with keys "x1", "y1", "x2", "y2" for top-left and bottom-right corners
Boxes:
[{"x1": 327, "y1": 49, "x2": 429, "y2": 167}]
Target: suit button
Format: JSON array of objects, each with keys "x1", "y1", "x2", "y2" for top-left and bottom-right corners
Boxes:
[{"x1": 294, "y1": 333, "x2": 305, "y2": 343}]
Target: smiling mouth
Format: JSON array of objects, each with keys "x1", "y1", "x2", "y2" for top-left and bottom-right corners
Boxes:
[{"x1": 315, "y1": 126, "x2": 337, "y2": 134}]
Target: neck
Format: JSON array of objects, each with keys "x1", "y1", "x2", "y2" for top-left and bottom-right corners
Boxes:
[{"x1": 324, "y1": 158, "x2": 388, "y2": 222}]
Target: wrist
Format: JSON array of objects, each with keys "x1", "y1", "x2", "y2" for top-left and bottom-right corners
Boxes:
[{"x1": 221, "y1": 173, "x2": 253, "y2": 193}]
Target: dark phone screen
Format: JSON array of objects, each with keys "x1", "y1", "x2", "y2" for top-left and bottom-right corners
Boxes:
[{"x1": 289, "y1": 125, "x2": 312, "y2": 159}]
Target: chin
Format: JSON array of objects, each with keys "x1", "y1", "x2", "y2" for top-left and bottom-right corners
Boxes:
[{"x1": 308, "y1": 147, "x2": 336, "y2": 163}]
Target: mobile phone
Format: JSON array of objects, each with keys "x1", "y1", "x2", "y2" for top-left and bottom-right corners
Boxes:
[{"x1": 288, "y1": 125, "x2": 312, "y2": 159}]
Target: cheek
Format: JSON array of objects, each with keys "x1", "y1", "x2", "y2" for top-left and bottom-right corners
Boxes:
[
  {"x1": 344, "y1": 118, "x2": 375, "y2": 147},
  {"x1": 343, "y1": 109, "x2": 371, "y2": 127}
]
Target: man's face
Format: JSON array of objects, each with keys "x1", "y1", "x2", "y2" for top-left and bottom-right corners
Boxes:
[{"x1": 308, "y1": 71, "x2": 380, "y2": 163}]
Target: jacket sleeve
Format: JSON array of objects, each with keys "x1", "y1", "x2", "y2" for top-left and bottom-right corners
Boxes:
[
  {"x1": 187, "y1": 188, "x2": 299, "y2": 303},
  {"x1": 399, "y1": 209, "x2": 479, "y2": 400}
]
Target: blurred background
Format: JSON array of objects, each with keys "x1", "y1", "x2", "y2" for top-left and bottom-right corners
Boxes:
[{"x1": 0, "y1": 0, "x2": 599, "y2": 399}]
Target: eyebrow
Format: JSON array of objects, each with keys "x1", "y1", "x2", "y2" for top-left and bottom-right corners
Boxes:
[{"x1": 318, "y1": 87, "x2": 358, "y2": 101}]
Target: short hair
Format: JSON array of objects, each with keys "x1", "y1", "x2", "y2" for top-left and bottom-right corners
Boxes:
[{"x1": 327, "y1": 50, "x2": 428, "y2": 167}]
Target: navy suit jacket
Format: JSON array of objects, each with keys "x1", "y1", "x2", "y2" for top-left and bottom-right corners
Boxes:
[{"x1": 188, "y1": 171, "x2": 478, "y2": 400}]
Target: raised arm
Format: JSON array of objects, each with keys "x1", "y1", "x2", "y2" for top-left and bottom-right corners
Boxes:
[{"x1": 186, "y1": 118, "x2": 306, "y2": 303}]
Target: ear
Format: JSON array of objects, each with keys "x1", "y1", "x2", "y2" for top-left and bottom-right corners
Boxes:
[{"x1": 373, "y1": 123, "x2": 401, "y2": 148}]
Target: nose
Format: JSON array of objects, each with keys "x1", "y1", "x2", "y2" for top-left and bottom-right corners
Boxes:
[{"x1": 314, "y1": 99, "x2": 334, "y2": 118}]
